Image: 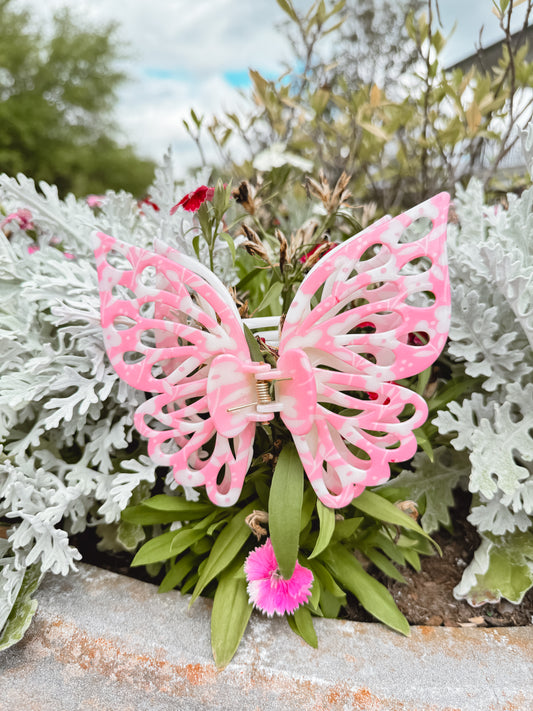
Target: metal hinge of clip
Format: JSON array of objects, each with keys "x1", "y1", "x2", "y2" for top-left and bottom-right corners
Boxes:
[{"x1": 226, "y1": 377, "x2": 291, "y2": 413}]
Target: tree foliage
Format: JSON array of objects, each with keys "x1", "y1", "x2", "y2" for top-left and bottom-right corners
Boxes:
[
  {"x1": 320, "y1": 0, "x2": 424, "y2": 88},
  {"x1": 195, "y1": 0, "x2": 533, "y2": 212},
  {"x1": 0, "y1": 0, "x2": 154, "y2": 196}
]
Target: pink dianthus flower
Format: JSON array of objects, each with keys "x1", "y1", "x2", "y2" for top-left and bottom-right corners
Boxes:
[{"x1": 244, "y1": 538, "x2": 313, "y2": 617}]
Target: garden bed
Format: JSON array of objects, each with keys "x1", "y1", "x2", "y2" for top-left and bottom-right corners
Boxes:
[
  {"x1": 349, "y1": 492, "x2": 533, "y2": 629},
  {"x1": 72, "y1": 491, "x2": 533, "y2": 632},
  {"x1": 384, "y1": 519, "x2": 533, "y2": 629}
]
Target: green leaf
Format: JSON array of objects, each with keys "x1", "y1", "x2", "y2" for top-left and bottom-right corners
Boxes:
[
  {"x1": 190, "y1": 108, "x2": 203, "y2": 127},
  {"x1": 219, "y1": 232, "x2": 236, "y2": 263},
  {"x1": 359, "y1": 121, "x2": 388, "y2": 141},
  {"x1": 310, "y1": 88, "x2": 330, "y2": 116},
  {"x1": 329, "y1": 0, "x2": 347, "y2": 18},
  {"x1": 0, "y1": 564, "x2": 42, "y2": 652},
  {"x1": 211, "y1": 563, "x2": 253, "y2": 668},
  {"x1": 499, "y1": 0, "x2": 510, "y2": 15},
  {"x1": 362, "y1": 547, "x2": 406, "y2": 583},
  {"x1": 192, "y1": 233, "x2": 202, "y2": 260},
  {"x1": 276, "y1": 0, "x2": 298, "y2": 21},
  {"x1": 191, "y1": 509, "x2": 224, "y2": 532},
  {"x1": 307, "y1": 570, "x2": 321, "y2": 611},
  {"x1": 401, "y1": 548, "x2": 421, "y2": 572},
  {"x1": 255, "y1": 280, "x2": 283, "y2": 316},
  {"x1": 121, "y1": 505, "x2": 197, "y2": 526},
  {"x1": 363, "y1": 530, "x2": 407, "y2": 566},
  {"x1": 318, "y1": 588, "x2": 343, "y2": 618},
  {"x1": 288, "y1": 606, "x2": 318, "y2": 648},
  {"x1": 181, "y1": 570, "x2": 200, "y2": 594},
  {"x1": 306, "y1": 559, "x2": 346, "y2": 600},
  {"x1": 131, "y1": 529, "x2": 180, "y2": 566},
  {"x1": 170, "y1": 527, "x2": 207, "y2": 556},
  {"x1": 414, "y1": 425, "x2": 434, "y2": 462},
  {"x1": 331, "y1": 516, "x2": 363, "y2": 542},
  {"x1": 338, "y1": 212, "x2": 362, "y2": 234},
  {"x1": 145, "y1": 561, "x2": 163, "y2": 578},
  {"x1": 243, "y1": 323, "x2": 265, "y2": 363},
  {"x1": 143, "y1": 495, "x2": 214, "y2": 517},
  {"x1": 323, "y1": 18, "x2": 345, "y2": 36},
  {"x1": 415, "y1": 367, "x2": 432, "y2": 396},
  {"x1": 132, "y1": 525, "x2": 205, "y2": 566},
  {"x1": 236, "y1": 266, "x2": 266, "y2": 291},
  {"x1": 456, "y1": 532, "x2": 533, "y2": 606},
  {"x1": 249, "y1": 69, "x2": 269, "y2": 102},
  {"x1": 116, "y1": 520, "x2": 145, "y2": 551},
  {"x1": 190, "y1": 501, "x2": 258, "y2": 604},
  {"x1": 269, "y1": 443, "x2": 304, "y2": 579},
  {"x1": 316, "y1": 0, "x2": 327, "y2": 25},
  {"x1": 353, "y1": 489, "x2": 438, "y2": 551},
  {"x1": 321, "y1": 544, "x2": 410, "y2": 635},
  {"x1": 427, "y1": 375, "x2": 476, "y2": 414},
  {"x1": 380, "y1": 448, "x2": 470, "y2": 534},
  {"x1": 196, "y1": 201, "x2": 213, "y2": 245},
  {"x1": 192, "y1": 537, "x2": 213, "y2": 555},
  {"x1": 159, "y1": 552, "x2": 198, "y2": 593},
  {"x1": 309, "y1": 501, "x2": 335, "y2": 558},
  {"x1": 300, "y1": 485, "x2": 316, "y2": 532}
]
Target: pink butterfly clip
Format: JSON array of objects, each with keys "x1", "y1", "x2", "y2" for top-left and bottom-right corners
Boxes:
[{"x1": 95, "y1": 193, "x2": 450, "y2": 508}]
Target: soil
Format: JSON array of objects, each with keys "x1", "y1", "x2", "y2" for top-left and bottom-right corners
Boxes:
[
  {"x1": 344, "y1": 491, "x2": 533, "y2": 628},
  {"x1": 385, "y1": 531, "x2": 533, "y2": 628},
  {"x1": 74, "y1": 490, "x2": 533, "y2": 629}
]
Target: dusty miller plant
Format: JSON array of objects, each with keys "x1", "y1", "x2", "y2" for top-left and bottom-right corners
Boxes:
[
  {"x1": 386, "y1": 125, "x2": 533, "y2": 607},
  {"x1": 0, "y1": 154, "x2": 231, "y2": 649},
  {"x1": 0, "y1": 160, "x2": 441, "y2": 664}
]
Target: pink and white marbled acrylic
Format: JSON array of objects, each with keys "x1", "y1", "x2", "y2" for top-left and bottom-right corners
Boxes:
[{"x1": 95, "y1": 192, "x2": 450, "y2": 507}]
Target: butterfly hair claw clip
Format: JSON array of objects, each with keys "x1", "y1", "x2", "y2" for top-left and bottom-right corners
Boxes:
[{"x1": 95, "y1": 193, "x2": 451, "y2": 509}]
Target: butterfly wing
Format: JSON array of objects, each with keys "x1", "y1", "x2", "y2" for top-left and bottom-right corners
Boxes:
[
  {"x1": 95, "y1": 233, "x2": 271, "y2": 505},
  {"x1": 276, "y1": 193, "x2": 450, "y2": 507}
]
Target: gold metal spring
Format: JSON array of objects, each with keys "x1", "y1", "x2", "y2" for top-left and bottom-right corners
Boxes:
[
  {"x1": 255, "y1": 380, "x2": 272, "y2": 405},
  {"x1": 226, "y1": 376, "x2": 291, "y2": 413}
]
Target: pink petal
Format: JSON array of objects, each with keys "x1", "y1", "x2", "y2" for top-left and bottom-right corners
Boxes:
[
  {"x1": 244, "y1": 538, "x2": 313, "y2": 616},
  {"x1": 1, "y1": 208, "x2": 34, "y2": 231}
]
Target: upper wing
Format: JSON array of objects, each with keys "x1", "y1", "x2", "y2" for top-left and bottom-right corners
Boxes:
[
  {"x1": 280, "y1": 193, "x2": 450, "y2": 379},
  {"x1": 276, "y1": 193, "x2": 450, "y2": 507},
  {"x1": 94, "y1": 233, "x2": 268, "y2": 506}
]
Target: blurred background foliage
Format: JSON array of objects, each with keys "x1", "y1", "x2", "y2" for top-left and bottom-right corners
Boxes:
[
  {"x1": 190, "y1": 0, "x2": 533, "y2": 213},
  {"x1": 1, "y1": 0, "x2": 532, "y2": 206},
  {"x1": 0, "y1": 0, "x2": 154, "y2": 197}
]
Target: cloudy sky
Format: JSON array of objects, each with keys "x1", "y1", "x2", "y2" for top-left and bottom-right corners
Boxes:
[{"x1": 15, "y1": 0, "x2": 530, "y2": 173}]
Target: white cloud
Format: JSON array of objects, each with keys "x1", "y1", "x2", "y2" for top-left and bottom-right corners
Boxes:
[
  {"x1": 115, "y1": 69, "x2": 251, "y2": 169},
  {"x1": 13, "y1": 0, "x2": 529, "y2": 175},
  {"x1": 15, "y1": 0, "x2": 296, "y2": 173},
  {"x1": 437, "y1": 0, "x2": 530, "y2": 65}
]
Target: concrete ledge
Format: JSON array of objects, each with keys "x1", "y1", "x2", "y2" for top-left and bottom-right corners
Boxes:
[{"x1": 1, "y1": 563, "x2": 532, "y2": 710}]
